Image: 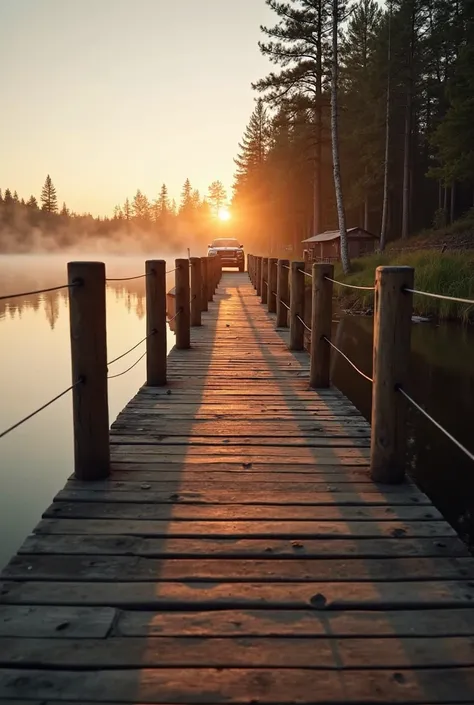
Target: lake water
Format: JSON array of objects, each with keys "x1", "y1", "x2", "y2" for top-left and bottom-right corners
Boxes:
[
  {"x1": 1, "y1": 255, "x2": 474, "y2": 569},
  {"x1": 0, "y1": 254, "x2": 177, "y2": 569}
]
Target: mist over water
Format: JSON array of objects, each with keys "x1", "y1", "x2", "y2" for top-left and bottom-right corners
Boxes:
[{"x1": 0, "y1": 252, "x2": 177, "y2": 568}]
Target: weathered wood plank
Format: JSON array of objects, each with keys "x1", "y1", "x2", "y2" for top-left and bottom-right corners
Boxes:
[
  {"x1": 0, "y1": 605, "x2": 116, "y2": 638},
  {"x1": 43, "y1": 501, "x2": 441, "y2": 522},
  {"x1": 19, "y1": 534, "x2": 467, "y2": 558},
  {"x1": 5, "y1": 555, "x2": 471, "y2": 583},
  {"x1": 116, "y1": 607, "x2": 474, "y2": 638},
  {"x1": 2, "y1": 635, "x2": 474, "y2": 669},
  {"x1": 33, "y1": 518, "x2": 453, "y2": 539},
  {"x1": 2, "y1": 580, "x2": 474, "y2": 608},
  {"x1": 2, "y1": 666, "x2": 474, "y2": 702}
]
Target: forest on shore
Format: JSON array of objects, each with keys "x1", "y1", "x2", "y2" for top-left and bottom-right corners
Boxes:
[
  {"x1": 232, "y1": 0, "x2": 474, "y2": 262},
  {"x1": 0, "y1": 177, "x2": 228, "y2": 254}
]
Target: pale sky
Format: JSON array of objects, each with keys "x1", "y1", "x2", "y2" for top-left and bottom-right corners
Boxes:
[{"x1": 0, "y1": 0, "x2": 274, "y2": 216}]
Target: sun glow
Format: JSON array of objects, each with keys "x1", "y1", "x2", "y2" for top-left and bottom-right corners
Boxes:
[{"x1": 217, "y1": 207, "x2": 231, "y2": 222}]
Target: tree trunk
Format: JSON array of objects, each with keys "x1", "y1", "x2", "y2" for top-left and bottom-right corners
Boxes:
[
  {"x1": 313, "y1": 0, "x2": 323, "y2": 237},
  {"x1": 401, "y1": 2, "x2": 415, "y2": 240},
  {"x1": 450, "y1": 181, "x2": 456, "y2": 223},
  {"x1": 331, "y1": 0, "x2": 350, "y2": 274},
  {"x1": 379, "y1": 0, "x2": 392, "y2": 251},
  {"x1": 364, "y1": 194, "x2": 369, "y2": 231}
]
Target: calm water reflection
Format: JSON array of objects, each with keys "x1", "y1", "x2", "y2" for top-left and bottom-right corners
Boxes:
[
  {"x1": 331, "y1": 315, "x2": 474, "y2": 544},
  {"x1": 0, "y1": 254, "x2": 176, "y2": 569}
]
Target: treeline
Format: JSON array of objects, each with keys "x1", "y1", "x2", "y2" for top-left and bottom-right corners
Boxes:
[
  {"x1": 232, "y1": 0, "x2": 474, "y2": 255},
  {"x1": 0, "y1": 176, "x2": 228, "y2": 253}
]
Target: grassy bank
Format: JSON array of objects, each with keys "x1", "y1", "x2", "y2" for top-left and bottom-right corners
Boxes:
[{"x1": 334, "y1": 250, "x2": 474, "y2": 322}]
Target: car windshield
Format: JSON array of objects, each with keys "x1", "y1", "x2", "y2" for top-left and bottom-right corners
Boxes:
[{"x1": 211, "y1": 239, "x2": 240, "y2": 248}]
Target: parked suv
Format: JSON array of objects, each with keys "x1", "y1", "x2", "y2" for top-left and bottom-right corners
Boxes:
[{"x1": 207, "y1": 238, "x2": 245, "y2": 271}]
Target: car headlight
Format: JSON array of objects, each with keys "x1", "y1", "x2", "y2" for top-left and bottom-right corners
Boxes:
[{"x1": 208, "y1": 249, "x2": 217, "y2": 256}]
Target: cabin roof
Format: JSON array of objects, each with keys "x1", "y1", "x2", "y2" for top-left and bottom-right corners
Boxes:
[{"x1": 302, "y1": 227, "x2": 378, "y2": 244}]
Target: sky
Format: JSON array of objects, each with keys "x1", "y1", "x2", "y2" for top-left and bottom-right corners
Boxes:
[{"x1": 0, "y1": 0, "x2": 274, "y2": 216}]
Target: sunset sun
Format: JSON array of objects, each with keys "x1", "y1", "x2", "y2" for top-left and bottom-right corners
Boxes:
[{"x1": 217, "y1": 207, "x2": 231, "y2": 221}]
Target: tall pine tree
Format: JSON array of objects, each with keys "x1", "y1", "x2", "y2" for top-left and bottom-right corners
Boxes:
[{"x1": 41, "y1": 175, "x2": 58, "y2": 213}]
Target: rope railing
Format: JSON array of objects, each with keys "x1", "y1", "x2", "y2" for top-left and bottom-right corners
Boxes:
[
  {"x1": 324, "y1": 275, "x2": 375, "y2": 291},
  {"x1": 279, "y1": 298, "x2": 290, "y2": 310},
  {"x1": 298, "y1": 269, "x2": 313, "y2": 278},
  {"x1": 296, "y1": 314, "x2": 311, "y2": 333},
  {"x1": 402, "y1": 287, "x2": 474, "y2": 306},
  {"x1": 323, "y1": 336, "x2": 374, "y2": 383},
  {"x1": 107, "y1": 331, "x2": 156, "y2": 367},
  {"x1": 397, "y1": 386, "x2": 474, "y2": 463},
  {"x1": 168, "y1": 308, "x2": 183, "y2": 323},
  {"x1": 0, "y1": 282, "x2": 79, "y2": 302},
  {"x1": 0, "y1": 378, "x2": 83, "y2": 440},
  {"x1": 106, "y1": 273, "x2": 148, "y2": 282},
  {"x1": 166, "y1": 268, "x2": 177, "y2": 274},
  {"x1": 108, "y1": 351, "x2": 147, "y2": 380}
]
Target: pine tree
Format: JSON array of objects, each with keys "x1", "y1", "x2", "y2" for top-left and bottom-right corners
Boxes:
[
  {"x1": 132, "y1": 190, "x2": 150, "y2": 222},
  {"x1": 254, "y1": 0, "x2": 332, "y2": 236},
  {"x1": 208, "y1": 180, "x2": 227, "y2": 216},
  {"x1": 4, "y1": 188, "x2": 13, "y2": 205},
  {"x1": 0, "y1": 189, "x2": 3, "y2": 203},
  {"x1": 41, "y1": 175, "x2": 58, "y2": 213},
  {"x1": 113, "y1": 205, "x2": 124, "y2": 220},
  {"x1": 234, "y1": 99, "x2": 269, "y2": 190},
  {"x1": 27, "y1": 195, "x2": 38, "y2": 208},
  {"x1": 123, "y1": 198, "x2": 132, "y2": 221},
  {"x1": 158, "y1": 183, "x2": 170, "y2": 215},
  {"x1": 20, "y1": 197, "x2": 25, "y2": 206},
  {"x1": 180, "y1": 178, "x2": 194, "y2": 215},
  {"x1": 13, "y1": 190, "x2": 19, "y2": 203}
]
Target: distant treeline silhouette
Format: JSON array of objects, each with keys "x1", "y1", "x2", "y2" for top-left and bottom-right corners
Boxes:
[{"x1": 0, "y1": 176, "x2": 229, "y2": 253}]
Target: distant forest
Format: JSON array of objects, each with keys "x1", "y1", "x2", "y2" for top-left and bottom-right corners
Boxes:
[
  {"x1": 232, "y1": 0, "x2": 474, "y2": 255},
  {"x1": 0, "y1": 176, "x2": 228, "y2": 254}
]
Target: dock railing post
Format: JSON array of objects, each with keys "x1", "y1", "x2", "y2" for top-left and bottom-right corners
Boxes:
[
  {"x1": 208, "y1": 258, "x2": 214, "y2": 302},
  {"x1": 276, "y1": 259, "x2": 289, "y2": 328},
  {"x1": 200, "y1": 257, "x2": 208, "y2": 312},
  {"x1": 68, "y1": 261, "x2": 110, "y2": 481},
  {"x1": 310, "y1": 263, "x2": 334, "y2": 388},
  {"x1": 190, "y1": 257, "x2": 202, "y2": 327},
  {"x1": 268, "y1": 257, "x2": 278, "y2": 313},
  {"x1": 146, "y1": 259, "x2": 167, "y2": 386},
  {"x1": 261, "y1": 257, "x2": 269, "y2": 305},
  {"x1": 289, "y1": 261, "x2": 305, "y2": 350},
  {"x1": 256, "y1": 257, "x2": 262, "y2": 297},
  {"x1": 370, "y1": 266, "x2": 414, "y2": 484},
  {"x1": 175, "y1": 258, "x2": 191, "y2": 349}
]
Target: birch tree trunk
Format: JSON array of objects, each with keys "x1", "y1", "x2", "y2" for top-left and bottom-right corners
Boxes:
[
  {"x1": 331, "y1": 0, "x2": 350, "y2": 274},
  {"x1": 380, "y1": 0, "x2": 392, "y2": 251},
  {"x1": 313, "y1": 0, "x2": 323, "y2": 237}
]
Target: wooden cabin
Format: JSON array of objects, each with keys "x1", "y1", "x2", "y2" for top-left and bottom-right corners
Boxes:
[{"x1": 302, "y1": 227, "x2": 378, "y2": 262}]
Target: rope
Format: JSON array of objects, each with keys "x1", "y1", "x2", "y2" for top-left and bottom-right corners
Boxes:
[
  {"x1": 107, "y1": 331, "x2": 155, "y2": 367},
  {"x1": 0, "y1": 379, "x2": 83, "y2": 440},
  {"x1": 298, "y1": 269, "x2": 313, "y2": 278},
  {"x1": 108, "y1": 351, "x2": 147, "y2": 380},
  {"x1": 106, "y1": 274, "x2": 147, "y2": 282},
  {"x1": 296, "y1": 314, "x2": 311, "y2": 333},
  {"x1": 168, "y1": 308, "x2": 182, "y2": 322},
  {"x1": 281, "y1": 264, "x2": 290, "y2": 270},
  {"x1": 166, "y1": 268, "x2": 177, "y2": 274},
  {"x1": 324, "y1": 276, "x2": 375, "y2": 291},
  {"x1": 397, "y1": 386, "x2": 474, "y2": 463},
  {"x1": 279, "y1": 299, "x2": 290, "y2": 310},
  {"x1": 323, "y1": 336, "x2": 373, "y2": 383},
  {"x1": 0, "y1": 282, "x2": 78, "y2": 302},
  {"x1": 403, "y1": 287, "x2": 474, "y2": 306}
]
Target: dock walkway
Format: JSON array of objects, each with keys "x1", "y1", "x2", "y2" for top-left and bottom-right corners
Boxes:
[{"x1": 2, "y1": 271, "x2": 474, "y2": 702}]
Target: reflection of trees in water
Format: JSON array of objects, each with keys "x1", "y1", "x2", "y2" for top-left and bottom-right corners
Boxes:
[{"x1": 0, "y1": 280, "x2": 146, "y2": 326}]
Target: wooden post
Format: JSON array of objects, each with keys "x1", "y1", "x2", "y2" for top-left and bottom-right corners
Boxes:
[
  {"x1": 68, "y1": 261, "x2": 109, "y2": 481},
  {"x1": 261, "y1": 257, "x2": 269, "y2": 305},
  {"x1": 310, "y1": 263, "x2": 334, "y2": 388},
  {"x1": 250, "y1": 255, "x2": 254, "y2": 286},
  {"x1": 208, "y1": 258, "x2": 215, "y2": 302},
  {"x1": 289, "y1": 261, "x2": 305, "y2": 350},
  {"x1": 276, "y1": 259, "x2": 289, "y2": 328},
  {"x1": 200, "y1": 257, "x2": 208, "y2": 312},
  {"x1": 256, "y1": 257, "x2": 262, "y2": 296},
  {"x1": 370, "y1": 266, "x2": 414, "y2": 484},
  {"x1": 190, "y1": 257, "x2": 202, "y2": 327},
  {"x1": 146, "y1": 259, "x2": 167, "y2": 386},
  {"x1": 175, "y1": 258, "x2": 191, "y2": 349},
  {"x1": 268, "y1": 257, "x2": 278, "y2": 313}
]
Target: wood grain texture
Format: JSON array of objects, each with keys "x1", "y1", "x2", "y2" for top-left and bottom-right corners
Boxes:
[{"x1": 1, "y1": 270, "x2": 473, "y2": 704}]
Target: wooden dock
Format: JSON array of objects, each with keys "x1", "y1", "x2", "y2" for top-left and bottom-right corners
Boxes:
[{"x1": 2, "y1": 270, "x2": 474, "y2": 703}]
